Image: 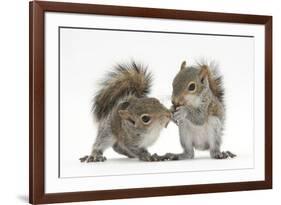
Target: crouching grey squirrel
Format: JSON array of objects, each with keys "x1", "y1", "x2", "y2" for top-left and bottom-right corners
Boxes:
[
  {"x1": 165, "y1": 61, "x2": 236, "y2": 160},
  {"x1": 80, "y1": 61, "x2": 171, "y2": 162}
]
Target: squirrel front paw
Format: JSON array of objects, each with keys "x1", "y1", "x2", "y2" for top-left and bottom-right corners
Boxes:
[
  {"x1": 162, "y1": 153, "x2": 180, "y2": 161},
  {"x1": 172, "y1": 106, "x2": 187, "y2": 125},
  {"x1": 139, "y1": 153, "x2": 161, "y2": 162},
  {"x1": 141, "y1": 153, "x2": 181, "y2": 161}
]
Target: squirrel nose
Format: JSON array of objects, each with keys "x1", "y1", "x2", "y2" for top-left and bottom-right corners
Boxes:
[
  {"x1": 172, "y1": 96, "x2": 183, "y2": 107},
  {"x1": 172, "y1": 96, "x2": 177, "y2": 106}
]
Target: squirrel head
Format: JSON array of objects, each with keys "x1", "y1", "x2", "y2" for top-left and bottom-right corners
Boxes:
[
  {"x1": 172, "y1": 61, "x2": 210, "y2": 108},
  {"x1": 118, "y1": 97, "x2": 171, "y2": 132}
]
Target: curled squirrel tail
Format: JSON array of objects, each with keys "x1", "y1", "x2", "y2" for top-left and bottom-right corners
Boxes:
[
  {"x1": 93, "y1": 61, "x2": 152, "y2": 121},
  {"x1": 197, "y1": 61, "x2": 224, "y2": 103}
]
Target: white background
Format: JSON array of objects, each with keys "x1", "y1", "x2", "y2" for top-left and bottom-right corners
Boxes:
[
  {"x1": 58, "y1": 18, "x2": 255, "y2": 178},
  {"x1": 0, "y1": 0, "x2": 279, "y2": 204},
  {"x1": 44, "y1": 13, "x2": 264, "y2": 193}
]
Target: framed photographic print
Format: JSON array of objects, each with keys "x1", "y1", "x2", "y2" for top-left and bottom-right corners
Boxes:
[{"x1": 29, "y1": 1, "x2": 272, "y2": 204}]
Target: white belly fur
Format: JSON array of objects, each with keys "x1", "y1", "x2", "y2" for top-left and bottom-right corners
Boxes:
[
  {"x1": 183, "y1": 116, "x2": 222, "y2": 150},
  {"x1": 139, "y1": 124, "x2": 162, "y2": 148}
]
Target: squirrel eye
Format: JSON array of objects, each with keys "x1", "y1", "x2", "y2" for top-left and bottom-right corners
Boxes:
[
  {"x1": 141, "y1": 114, "x2": 151, "y2": 124},
  {"x1": 188, "y1": 82, "x2": 196, "y2": 92}
]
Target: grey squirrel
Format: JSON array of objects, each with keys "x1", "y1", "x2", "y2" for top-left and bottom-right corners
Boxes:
[
  {"x1": 80, "y1": 61, "x2": 171, "y2": 162},
  {"x1": 165, "y1": 60, "x2": 236, "y2": 160}
]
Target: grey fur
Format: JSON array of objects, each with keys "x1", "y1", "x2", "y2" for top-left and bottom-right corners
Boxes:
[
  {"x1": 163, "y1": 61, "x2": 235, "y2": 160},
  {"x1": 196, "y1": 60, "x2": 225, "y2": 104},
  {"x1": 86, "y1": 115, "x2": 116, "y2": 162},
  {"x1": 81, "y1": 61, "x2": 171, "y2": 162},
  {"x1": 112, "y1": 143, "x2": 135, "y2": 158},
  {"x1": 92, "y1": 61, "x2": 152, "y2": 121}
]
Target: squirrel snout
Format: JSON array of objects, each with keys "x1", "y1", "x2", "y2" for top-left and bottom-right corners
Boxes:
[{"x1": 172, "y1": 96, "x2": 184, "y2": 108}]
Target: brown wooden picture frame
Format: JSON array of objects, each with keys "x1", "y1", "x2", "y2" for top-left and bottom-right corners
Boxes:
[{"x1": 29, "y1": 1, "x2": 272, "y2": 204}]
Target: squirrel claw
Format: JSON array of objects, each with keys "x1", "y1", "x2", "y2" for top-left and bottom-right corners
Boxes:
[
  {"x1": 151, "y1": 153, "x2": 161, "y2": 161},
  {"x1": 79, "y1": 155, "x2": 89, "y2": 162},
  {"x1": 139, "y1": 154, "x2": 153, "y2": 162},
  {"x1": 150, "y1": 153, "x2": 177, "y2": 161},
  {"x1": 172, "y1": 106, "x2": 186, "y2": 126},
  {"x1": 212, "y1": 151, "x2": 228, "y2": 159},
  {"x1": 226, "y1": 151, "x2": 236, "y2": 158},
  {"x1": 79, "y1": 155, "x2": 107, "y2": 163},
  {"x1": 139, "y1": 153, "x2": 162, "y2": 162},
  {"x1": 212, "y1": 151, "x2": 236, "y2": 159},
  {"x1": 151, "y1": 153, "x2": 176, "y2": 161},
  {"x1": 86, "y1": 156, "x2": 94, "y2": 162},
  {"x1": 163, "y1": 153, "x2": 180, "y2": 161}
]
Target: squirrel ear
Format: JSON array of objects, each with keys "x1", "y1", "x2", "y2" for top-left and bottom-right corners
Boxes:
[
  {"x1": 199, "y1": 66, "x2": 209, "y2": 84},
  {"x1": 119, "y1": 101, "x2": 130, "y2": 110},
  {"x1": 180, "y1": 61, "x2": 187, "y2": 70}
]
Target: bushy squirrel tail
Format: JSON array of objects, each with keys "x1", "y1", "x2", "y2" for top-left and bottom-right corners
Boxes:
[
  {"x1": 198, "y1": 61, "x2": 224, "y2": 103},
  {"x1": 93, "y1": 61, "x2": 152, "y2": 121}
]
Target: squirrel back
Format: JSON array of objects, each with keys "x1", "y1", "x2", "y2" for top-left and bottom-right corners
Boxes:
[{"x1": 93, "y1": 61, "x2": 152, "y2": 121}]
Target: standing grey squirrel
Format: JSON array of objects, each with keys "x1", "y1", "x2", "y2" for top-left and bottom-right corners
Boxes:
[
  {"x1": 80, "y1": 61, "x2": 171, "y2": 162},
  {"x1": 165, "y1": 60, "x2": 236, "y2": 160}
]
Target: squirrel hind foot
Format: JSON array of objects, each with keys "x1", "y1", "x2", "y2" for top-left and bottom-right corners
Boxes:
[
  {"x1": 211, "y1": 151, "x2": 236, "y2": 159},
  {"x1": 225, "y1": 151, "x2": 236, "y2": 158},
  {"x1": 87, "y1": 155, "x2": 107, "y2": 162},
  {"x1": 79, "y1": 155, "x2": 89, "y2": 163},
  {"x1": 79, "y1": 155, "x2": 107, "y2": 163}
]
